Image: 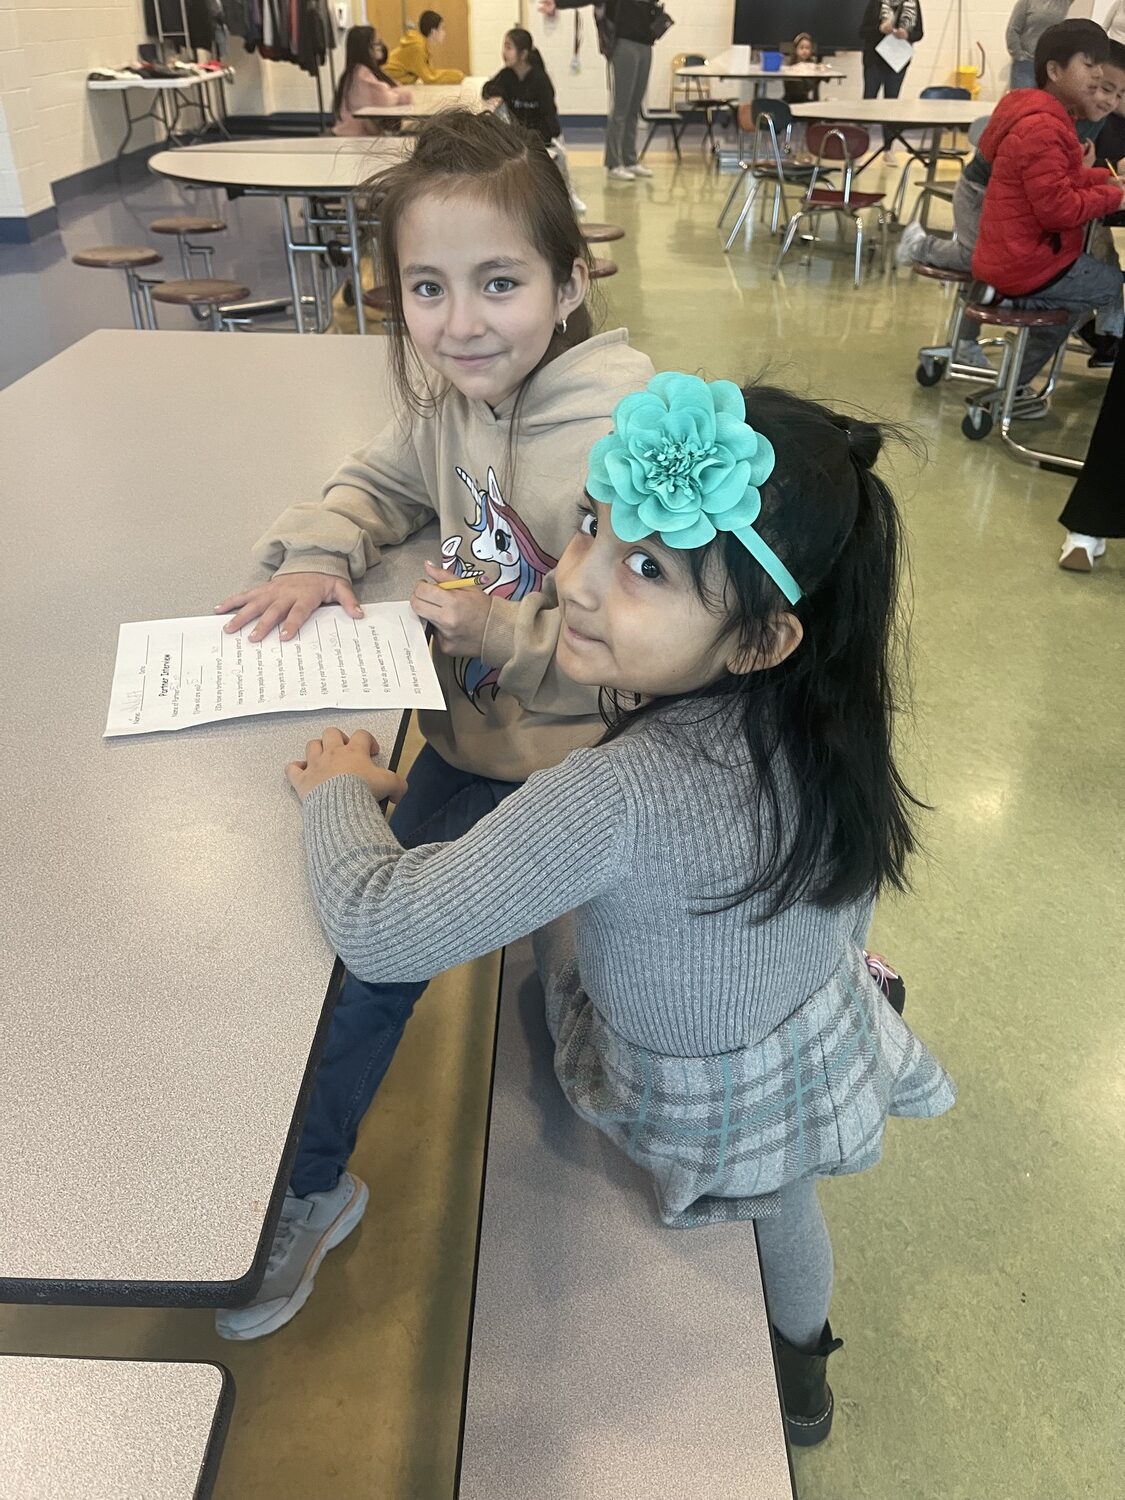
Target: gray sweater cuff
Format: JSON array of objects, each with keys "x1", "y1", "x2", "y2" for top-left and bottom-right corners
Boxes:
[{"x1": 302, "y1": 773, "x2": 399, "y2": 900}]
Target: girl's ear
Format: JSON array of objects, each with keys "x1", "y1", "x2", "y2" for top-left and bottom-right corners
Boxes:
[
  {"x1": 556, "y1": 258, "x2": 589, "y2": 324},
  {"x1": 727, "y1": 614, "x2": 803, "y2": 676}
]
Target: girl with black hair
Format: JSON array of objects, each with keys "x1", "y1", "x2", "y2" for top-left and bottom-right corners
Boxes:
[
  {"x1": 282, "y1": 372, "x2": 955, "y2": 1447},
  {"x1": 483, "y1": 26, "x2": 587, "y2": 212},
  {"x1": 332, "y1": 24, "x2": 412, "y2": 137}
]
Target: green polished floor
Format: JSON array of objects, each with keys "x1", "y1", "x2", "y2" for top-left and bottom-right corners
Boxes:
[{"x1": 4, "y1": 144, "x2": 1124, "y2": 1498}]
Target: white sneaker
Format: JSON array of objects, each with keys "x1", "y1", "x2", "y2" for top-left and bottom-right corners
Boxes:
[
  {"x1": 954, "y1": 340, "x2": 992, "y2": 370},
  {"x1": 215, "y1": 1172, "x2": 369, "y2": 1341},
  {"x1": 570, "y1": 192, "x2": 588, "y2": 214},
  {"x1": 628, "y1": 162, "x2": 654, "y2": 178},
  {"x1": 607, "y1": 166, "x2": 635, "y2": 182},
  {"x1": 895, "y1": 220, "x2": 926, "y2": 267},
  {"x1": 1059, "y1": 532, "x2": 1106, "y2": 571}
]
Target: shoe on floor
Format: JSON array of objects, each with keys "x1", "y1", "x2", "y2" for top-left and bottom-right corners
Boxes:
[
  {"x1": 628, "y1": 161, "x2": 654, "y2": 177},
  {"x1": 1059, "y1": 532, "x2": 1106, "y2": 571},
  {"x1": 570, "y1": 193, "x2": 588, "y2": 214},
  {"x1": 1087, "y1": 335, "x2": 1120, "y2": 369},
  {"x1": 607, "y1": 166, "x2": 635, "y2": 181},
  {"x1": 773, "y1": 1321, "x2": 844, "y2": 1447},
  {"x1": 883, "y1": 150, "x2": 900, "y2": 166},
  {"x1": 894, "y1": 220, "x2": 926, "y2": 267},
  {"x1": 954, "y1": 340, "x2": 992, "y2": 370},
  {"x1": 215, "y1": 1172, "x2": 369, "y2": 1341},
  {"x1": 1011, "y1": 385, "x2": 1048, "y2": 420}
]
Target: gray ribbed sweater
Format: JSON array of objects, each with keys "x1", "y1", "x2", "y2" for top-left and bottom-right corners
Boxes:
[
  {"x1": 1006, "y1": 0, "x2": 1074, "y2": 63},
  {"x1": 302, "y1": 707, "x2": 873, "y2": 1058}
]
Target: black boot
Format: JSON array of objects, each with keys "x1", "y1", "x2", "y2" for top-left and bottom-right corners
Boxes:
[{"x1": 772, "y1": 1321, "x2": 843, "y2": 1447}]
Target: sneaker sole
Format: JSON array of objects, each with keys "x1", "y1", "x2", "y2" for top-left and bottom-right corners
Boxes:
[{"x1": 215, "y1": 1175, "x2": 370, "y2": 1342}]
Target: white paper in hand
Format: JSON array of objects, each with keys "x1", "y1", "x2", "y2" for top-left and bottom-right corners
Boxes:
[
  {"x1": 875, "y1": 33, "x2": 913, "y2": 72},
  {"x1": 104, "y1": 601, "x2": 445, "y2": 737}
]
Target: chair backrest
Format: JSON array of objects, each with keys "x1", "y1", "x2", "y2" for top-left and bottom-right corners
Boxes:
[
  {"x1": 737, "y1": 97, "x2": 793, "y2": 134},
  {"x1": 920, "y1": 86, "x2": 972, "y2": 99},
  {"x1": 806, "y1": 121, "x2": 869, "y2": 160}
]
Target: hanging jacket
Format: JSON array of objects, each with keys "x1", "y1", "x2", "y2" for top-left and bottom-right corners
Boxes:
[
  {"x1": 972, "y1": 88, "x2": 1122, "y2": 294},
  {"x1": 384, "y1": 27, "x2": 463, "y2": 85},
  {"x1": 481, "y1": 63, "x2": 561, "y2": 143}
]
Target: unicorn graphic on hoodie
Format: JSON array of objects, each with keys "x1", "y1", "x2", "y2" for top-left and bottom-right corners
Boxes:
[{"x1": 442, "y1": 466, "x2": 557, "y2": 707}]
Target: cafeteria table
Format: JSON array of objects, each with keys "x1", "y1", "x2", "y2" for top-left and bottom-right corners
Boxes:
[
  {"x1": 0, "y1": 329, "x2": 431, "y2": 1306},
  {"x1": 0, "y1": 1355, "x2": 232, "y2": 1500},
  {"x1": 149, "y1": 138, "x2": 414, "y2": 332}
]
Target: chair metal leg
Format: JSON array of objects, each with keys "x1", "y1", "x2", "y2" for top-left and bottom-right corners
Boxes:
[
  {"x1": 854, "y1": 215, "x2": 864, "y2": 288},
  {"x1": 774, "y1": 211, "x2": 804, "y2": 277},
  {"x1": 123, "y1": 268, "x2": 145, "y2": 329},
  {"x1": 717, "y1": 166, "x2": 747, "y2": 229},
  {"x1": 724, "y1": 178, "x2": 761, "y2": 252}
]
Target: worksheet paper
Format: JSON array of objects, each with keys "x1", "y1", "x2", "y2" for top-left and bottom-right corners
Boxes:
[
  {"x1": 875, "y1": 33, "x2": 913, "y2": 72},
  {"x1": 104, "y1": 602, "x2": 445, "y2": 737}
]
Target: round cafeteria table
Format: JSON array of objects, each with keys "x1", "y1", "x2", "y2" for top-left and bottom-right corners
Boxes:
[
  {"x1": 149, "y1": 138, "x2": 413, "y2": 333},
  {"x1": 354, "y1": 76, "x2": 487, "y2": 121}
]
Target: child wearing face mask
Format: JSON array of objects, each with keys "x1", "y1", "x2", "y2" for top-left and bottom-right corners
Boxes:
[
  {"x1": 283, "y1": 372, "x2": 955, "y2": 1449},
  {"x1": 211, "y1": 109, "x2": 652, "y2": 1345}
]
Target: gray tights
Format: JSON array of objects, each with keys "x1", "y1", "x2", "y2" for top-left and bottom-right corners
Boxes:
[{"x1": 756, "y1": 1178, "x2": 834, "y2": 1351}]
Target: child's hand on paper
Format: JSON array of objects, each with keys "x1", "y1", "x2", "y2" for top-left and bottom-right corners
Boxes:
[
  {"x1": 216, "y1": 572, "x2": 363, "y2": 643},
  {"x1": 411, "y1": 562, "x2": 492, "y2": 656},
  {"x1": 286, "y1": 728, "x2": 409, "y2": 804}
]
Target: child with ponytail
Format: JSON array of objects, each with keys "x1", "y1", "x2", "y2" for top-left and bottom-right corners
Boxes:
[
  {"x1": 483, "y1": 26, "x2": 586, "y2": 212},
  {"x1": 284, "y1": 374, "x2": 956, "y2": 1447}
]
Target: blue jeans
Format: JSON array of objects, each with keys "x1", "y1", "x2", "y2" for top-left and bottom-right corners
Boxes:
[
  {"x1": 289, "y1": 744, "x2": 521, "y2": 1196},
  {"x1": 1009, "y1": 58, "x2": 1036, "y2": 90}
]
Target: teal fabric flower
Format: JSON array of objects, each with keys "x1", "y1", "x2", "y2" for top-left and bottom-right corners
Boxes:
[
  {"x1": 585, "y1": 372, "x2": 802, "y2": 604},
  {"x1": 587, "y1": 373, "x2": 775, "y2": 550}
]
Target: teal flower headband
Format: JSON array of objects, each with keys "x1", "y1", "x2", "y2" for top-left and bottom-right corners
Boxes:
[{"x1": 586, "y1": 372, "x2": 803, "y2": 605}]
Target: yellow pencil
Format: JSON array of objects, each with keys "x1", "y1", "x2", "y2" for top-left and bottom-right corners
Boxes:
[{"x1": 437, "y1": 576, "x2": 480, "y2": 590}]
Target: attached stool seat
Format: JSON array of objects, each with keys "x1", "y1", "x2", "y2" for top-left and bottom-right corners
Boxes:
[
  {"x1": 149, "y1": 278, "x2": 253, "y2": 331},
  {"x1": 911, "y1": 262, "x2": 971, "y2": 285},
  {"x1": 72, "y1": 245, "x2": 163, "y2": 330},
  {"x1": 959, "y1": 303, "x2": 1077, "y2": 470},
  {"x1": 589, "y1": 258, "x2": 618, "y2": 279},
  {"x1": 150, "y1": 215, "x2": 227, "y2": 279},
  {"x1": 580, "y1": 223, "x2": 625, "y2": 244}
]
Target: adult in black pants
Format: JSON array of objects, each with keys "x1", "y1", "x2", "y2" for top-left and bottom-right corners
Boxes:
[
  {"x1": 860, "y1": 0, "x2": 923, "y2": 165},
  {"x1": 539, "y1": 0, "x2": 658, "y2": 181},
  {"x1": 1058, "y1": 345, "x2": 1125, "y2": 571}
]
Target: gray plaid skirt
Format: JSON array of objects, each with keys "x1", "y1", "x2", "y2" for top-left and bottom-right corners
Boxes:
[{"x1": 541, "y1": 937, "x2": 956, "y2": 1228}]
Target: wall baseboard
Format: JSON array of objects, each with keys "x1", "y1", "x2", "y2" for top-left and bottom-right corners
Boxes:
[
  {"x1": 0, "y1": 205, "x2": 60, "y2": 244},
  {"x1": 53, "y1": 143, "x2": 160, "y2": 206}
]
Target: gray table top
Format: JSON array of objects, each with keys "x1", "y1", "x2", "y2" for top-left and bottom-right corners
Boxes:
[
  {"x1": 677, "y1": 62, "x2": 846, "y2": 79},
  {"x1": 87, "y1": 71, "x2": 233, "y2": 92},
  {"x1": 0, "y1": 331, "x2": 434, "y2": 1303},
  {"x1": 458, "y1": 941, "x2": 794, "y2": 1500},
  {"x1": 0, "y1": 1355, "x2": 231, "y2": 1500},
  {"x1": 149, "y1": 137, "x2": 411, "y2": 192},
  {"x1": 791, "y1": 96, "x2": 994, "y2": 125}
]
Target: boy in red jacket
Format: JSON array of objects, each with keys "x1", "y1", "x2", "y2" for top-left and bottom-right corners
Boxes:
[{"x1": 972, "y1": 19, "x2": 1125, "y2": 386}]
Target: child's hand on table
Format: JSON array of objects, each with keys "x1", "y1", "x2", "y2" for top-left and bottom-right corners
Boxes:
[
  {"x1": 286, "y1": 727, "x2": 409, "y2": 804},
  {"x1": 411, "y1": 561, "x2": 492, "y2": 656},
  {"x1": 216, "y1": 572, "x2": 363, "y2": 643}
]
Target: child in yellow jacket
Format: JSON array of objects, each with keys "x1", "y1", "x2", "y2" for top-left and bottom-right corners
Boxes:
[{"x1": 385, "y1": 9, "x2": 464, "y2": 84}]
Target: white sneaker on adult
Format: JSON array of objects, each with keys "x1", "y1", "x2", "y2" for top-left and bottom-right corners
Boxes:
[
  {"x1": 607, "y1": 166, "x2": 635, "y2": 182},
  {"x1": 894, "y1": 220, "x2": 926, "y2": 267},
  {"x1": 214, "y1": 1172, "x2": 369, "y2": 1341},
  {"x1": 628, "y1": 162, "x2": 654, "y2": 177},
  {"x1": 570, "y1": 192, "x2": 588, "y2": 214},
  {"x1": 1059, "y1": 532, "x2": 1106, "y2": 571}
]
